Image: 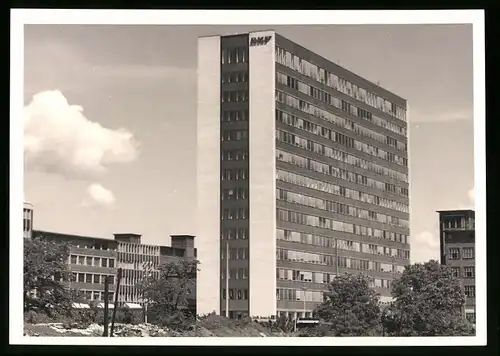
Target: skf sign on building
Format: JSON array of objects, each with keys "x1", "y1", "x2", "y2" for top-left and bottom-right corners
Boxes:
[{"x1": 249, "y1": 35, "x2": 272, "y2": 47}]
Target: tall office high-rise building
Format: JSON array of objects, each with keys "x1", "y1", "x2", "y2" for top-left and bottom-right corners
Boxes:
[{"x1": 197, "y1": 30, "x2": 410, "y2": 319}]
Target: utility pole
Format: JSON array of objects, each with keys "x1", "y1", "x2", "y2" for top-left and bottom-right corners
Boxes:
[
  {"x1": 225, "y1": 242, "x2": 229, "y2": 318},
  {"x1": 110, "y1": 268, "x2": 122, "y2": 337},
  {"x1": 103, "y1": 276, "x2": 110, "y2": 337}
]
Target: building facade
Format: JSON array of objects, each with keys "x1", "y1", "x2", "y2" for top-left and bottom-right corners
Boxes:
[
  {"x1": 197, "y1": 30, "x2": 410, "y2": 319},
  {"x1": 32, "y1": 230, "x2": 196, "y2": 311},
  {"x1": 438, "y1": 209, "x2": 475, "y2": 325},
  {"x1": 23, "y1": 202, "x2": 34, "y2": 239}
]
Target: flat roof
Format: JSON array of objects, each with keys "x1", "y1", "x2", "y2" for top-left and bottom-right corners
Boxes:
[
  {"x1": 199, "y1": 29, "x2": 406, "y2": 104},
  {"x1": 437, "y1": 209, "x2": 475, "y2": 214},
  {"x1": 33, "y1": 230, "x2": 115, "y2": 243}
]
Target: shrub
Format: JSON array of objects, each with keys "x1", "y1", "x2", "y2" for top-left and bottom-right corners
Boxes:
[{"x1": 24, "y1": 310, "x2": 53, "y2": 324}]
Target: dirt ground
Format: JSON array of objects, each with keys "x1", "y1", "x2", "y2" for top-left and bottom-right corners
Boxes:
[{"x1": 24, "y1": 315, "x2": 296, "y2": 337}]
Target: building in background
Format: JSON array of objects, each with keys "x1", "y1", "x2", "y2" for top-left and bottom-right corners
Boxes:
[
  {"x1": 438, "y1": 209, "x2": 476, "y2": 325},
  {"x1": 197, "y1": 30, "x2": 410, "y2": 319},
  {"x1": 23, "y1": 202, "x2": 34, "y2": 239},
  {"x1": 32, "y1": 230, "x2": 196, "y2": 313}
]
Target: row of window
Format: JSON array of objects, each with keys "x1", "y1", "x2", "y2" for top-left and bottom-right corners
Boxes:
[
  {"x1": 277, "y1": 268, "x2": 336, "y2": 283},
  {"x1": 221, "y1": 228, "x2": 248, "y2": 240},
  {"x1": 276, "y1": 288, "x2": 323, "y2": 302},
  {"x1": 117, "y1": 252, "x2": 159, "y2": 265},
  {"x1": 276, "y1": 268, "x2": 403, "y2": 285},
  {"x1": 276, "y1": 89, "x2": 406, "y2": 144},
  {"x1": 277, "y1": 109, "x2": 407, "y2": 169},
  {"x1": 277, "y1": 71, "x2": 407, "y2": 137},
  {"x1": 74, "y1": 289, "x2": 114, "y2": 302},
  {"x1": 464, "y1": 285, "x2": 476, "y2": 298},
  {"x1": 277, "y1": 129, "x2": 407, "y2": 183},
  {"x1": 221, "y1": 129, "x2": 248, "y2": 141},
  {"x1": 221, "y1": 267, "x2": 249, "y2": 280},
  {"x1": 221, "y1": 288, "x2": 248, "y2": 300},
  {"x1": 221, "y1": 168, "x2": 248, "y2": 181},
  {"x1": 450, "y1": 266, "x2": 475, "y2": 279},
  {"x1": 277, "y1": 169, "x2": 409, "y2": 214},
  {"x1": 275, "y1": 46, "x2": 407, "y2": 122},
  {"x1": 70, "y1": 254, "x2": 116, "y2": 268},
  {"x1": 120, "y1": 267, "x2": 159, "y2": 287},
  {"x1": 220, "y1": 247, "x2": 248, "y2": 260},
  {"x1": 222, "y1": 90, "x2": 248, "y2": 103},
  {"x1": 442, "y1": 217, "x2": 475, "y2": 230},
  {"x1": 71, "y1": 272, "x2": 115, "y2": 285},
  {"x1": 221, "y1": 71, "x2": 248, "y2": 84},
  {"x1": 222, "y1": 188, "x2": 248, "y2": 200},
  {"x1": 221, "y1": 208, "x2": 248, "y2": 220},
  {"x1": 448, "y1": 247, "x2": 475, "y2": 260},
  {"x1": 221, "y1": 149, "x2": 248, "y2": 161},
  {"x1": 277, "y1": 188, "x2": 409, "y2": 228},
  {"x1": 277, "y1": 248, "x2": 405, "y2": 273},
  {"x1": 277, "y1": 228, "x2": 410, "y2": 258},
  {"x1": 277, "y1": 208, "x2": 409, "y2": 243},
  {"x1": 221, "y1": 47, "x2": 248, "y2": 65},
  {"x1": 117, "y1": 242, "x2": 159, "y2": 255},
  {"x1": 222, "y1": 110, "x2": 248, "y2": 123},
  {"x1": 277, "y1": 149, "x2": 409, "y2": 198}
]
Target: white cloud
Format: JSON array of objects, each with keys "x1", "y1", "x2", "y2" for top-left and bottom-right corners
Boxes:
[
  {"x1": 410, "y1": 109, "x2": 473, "y2": 123},
  {"x1": 24, "y1": 90, "x2": 138, "y2": 179},
  {"x1": 83, "y1": 183, "x2": 115, "y2": 208},
  {"x1": 468, "y1": 186, "x2": 475, "y2": 205},
  {"x1": 458, "y1": 185, "x2": 476, "y2": 210},
  {"x1": 410, "y1": 231, "x2": 440, "y2": 263}
]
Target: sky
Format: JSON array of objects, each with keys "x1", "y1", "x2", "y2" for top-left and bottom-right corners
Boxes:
[{"x1": 23, "y1": 24, "x2": 475, "y2": 263}]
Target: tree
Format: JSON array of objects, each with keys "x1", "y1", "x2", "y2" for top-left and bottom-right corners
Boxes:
[
  {"x1": 383, "y1": 260, "x2": 475, "y2": 336},
  {"x1": 24, "y1": 237, "x2": 73, "y2": 317},
  {"x1": 138, "y1": 259, "x2": 199, "y2": 329},
  {"x1": 314, "y1": 273, "x2": 381, "y2": 336},
  {"x1": 135, "y1": 261, "x2": 156, "y2": 323}
]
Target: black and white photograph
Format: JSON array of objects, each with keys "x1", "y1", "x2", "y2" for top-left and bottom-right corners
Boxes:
[{"x1": 10, "y1": 10, "x2": 486, "y2": 346}]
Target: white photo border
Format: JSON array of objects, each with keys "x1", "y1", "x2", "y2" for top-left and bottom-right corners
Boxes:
[{"x1": 10, "y1": 9, "x2": 486, "y2": 346}]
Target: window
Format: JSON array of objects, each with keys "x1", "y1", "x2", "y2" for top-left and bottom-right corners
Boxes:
[
  {"x1": 78, "y1": 273, "x2": 85, "y2": 283},
  {"x1": 85, "y1": 274, "x2": 92, "y2": 283},
  {"x1": 464, "y1": 285, "x2": 475, "y2": 298},
  {"x1": 462, "y1": 247, "x2": 474, "y2": 259},
  {"x1": 463, "y1": 267, "x2": 475, "y2": 278},
  {"x1": 78, "y1": 256, "x2": 85, "y2": 265},
  {"x1": 86, "y1": 256, "x2": 93, "y2": 266},
  {"x1": 451, "y1": 267, "x2": 460, "y2": 278},
  {"x1": 83, "y1": 290, "x2": 91, "y2": 300},
  {"x1": 449, "y1": 248, "x2": 460, "y2": 260},
  {"x1": 70, "y1": 255, "x2": 77, "y2": 264},
  {"x1": 109, "y1": 258, "x2": 115, "y2": 268},
  {"x1": 466, "y1": 312, "x2": 476, "y2": 324},
  {"x1": 102, "y1": 258, "x2": 108, "y2": 268},
  {"x1": 94, "y1": 274, "x2": 100, "y2": 284},
  {"x1": 108, "y1": 276, "x2": 115, "y2": 285},
  {"x1": 93, "y1": 291, "x2": 100, "y2": 300}
]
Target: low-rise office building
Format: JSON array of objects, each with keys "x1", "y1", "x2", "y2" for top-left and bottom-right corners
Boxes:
[
  {"x1": 32, "y1": 230, "x2": 197, "y2": 312},
  {"x1": 437, "y1": 209, "x2": 475, "y2": 325}
]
